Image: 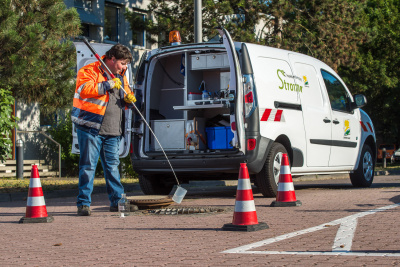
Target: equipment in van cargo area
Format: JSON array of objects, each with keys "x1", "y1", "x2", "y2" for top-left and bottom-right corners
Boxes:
[
  {"x1": 129, "y1": 28, "x2": 376, "y2": 198},
  {"x1": 151, "y1": 120, "x2": 186, "y2": 151},
  {"x1": 206, "y1": 126, "x2": 234, "y2": 150}
]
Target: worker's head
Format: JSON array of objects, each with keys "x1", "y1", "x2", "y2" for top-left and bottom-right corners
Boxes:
[{"x1": 105, "y1": 44, "x2": 132, "y2": 75}]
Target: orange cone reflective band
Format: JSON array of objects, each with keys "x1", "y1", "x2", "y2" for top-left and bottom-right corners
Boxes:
[
  {"x1": 232, "y1": 163, "x2": 258, "y2": 225},
  {"x1": 222, "y1": 163, "x2": 268, "y2": 231},
  {"x1": 270, "y1": 154, "x2": 302, "y2": 207},
  {"x1": 19, "y1": 165, "x2": 54, "y2": 223}
]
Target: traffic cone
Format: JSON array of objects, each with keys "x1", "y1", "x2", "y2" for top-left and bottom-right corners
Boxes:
[
  {"x1": 270, "y1": 154, "x2": 302, "y2": 207},
  {"x1": 19, "y1": 165, "x2": 54, "y2": 223},
  {"x1": 222, "y1": 163, "x2": 269, "y2": 232}
]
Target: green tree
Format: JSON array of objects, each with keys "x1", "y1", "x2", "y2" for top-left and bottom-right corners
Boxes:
[
  {"x1": 0, "y1": 0, "x2": 81, "y2": 115},
  {"x1": 0, "y1": 88, "x2": 18, "y2": 162},
  {"x1": 264, "y1": 0, "x2": 368, "y2": 72},
  {"x1": 340, "y1": 0, "x2": 400, "y2": 144},
  {"x1": 125, "y1": 0, "x2": 267, "y2": 47}
]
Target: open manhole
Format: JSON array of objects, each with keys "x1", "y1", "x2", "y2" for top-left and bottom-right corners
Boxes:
[
  {"x1": 127, "y1": 195, "x2": 174, "y2": 210},
  {"x1": 145, "y1": 206, "x2": 226, "y2": 215}
]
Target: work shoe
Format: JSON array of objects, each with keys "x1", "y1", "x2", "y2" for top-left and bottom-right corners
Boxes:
[
  {"x1": 109, "y1": 206, "x2": 118, "y2": 212},
  {"x1": 77, "y1": 205, "x2": 91, "y2": 216}
]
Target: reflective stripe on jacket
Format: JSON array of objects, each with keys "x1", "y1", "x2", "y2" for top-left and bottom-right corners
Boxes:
[{"x1": 71, "y1": 56, "x2": 132, "y2": 135}]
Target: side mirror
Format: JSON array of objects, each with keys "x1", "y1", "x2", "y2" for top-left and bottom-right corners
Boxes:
[{"x1": 352, "y1": 94, "x2": 367, "y2": 109}]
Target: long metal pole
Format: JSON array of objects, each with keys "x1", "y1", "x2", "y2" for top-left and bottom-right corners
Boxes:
[{"x1": 194, "y1": 0, "x2": 202, "y2": 43}]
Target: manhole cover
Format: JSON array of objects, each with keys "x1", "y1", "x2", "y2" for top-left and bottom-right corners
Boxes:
[
  {"x1": 127, "y1": 195, "x2": 174, "y2": 209},
  {"x1": 146, "y1": 206, "x2": 226, "y2": 215}
]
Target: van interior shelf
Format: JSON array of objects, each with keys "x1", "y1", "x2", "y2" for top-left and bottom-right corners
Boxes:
[
  {"x1": 173, "y1": 103, "x2": 229, "y2": 110},
  {"x1": 160, "y1": 88, "x2": 185, "y2": 91}
]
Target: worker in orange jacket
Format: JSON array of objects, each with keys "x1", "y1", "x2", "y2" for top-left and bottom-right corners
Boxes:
[{"x1": 71, "y1": 44, "x2": 136, "y2": 216}]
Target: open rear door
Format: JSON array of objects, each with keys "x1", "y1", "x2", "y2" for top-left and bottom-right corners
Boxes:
[
  {"x1": 71, "y1": 42, "x2": 133, "y2": 158},
  {"x1": 217, "y1": 28, "x2": 245, "y2": 153}
]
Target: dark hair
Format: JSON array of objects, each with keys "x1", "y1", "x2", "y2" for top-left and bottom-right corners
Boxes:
[{"x1": 105, "y1": 44, "x2": 132, "y2": 62}]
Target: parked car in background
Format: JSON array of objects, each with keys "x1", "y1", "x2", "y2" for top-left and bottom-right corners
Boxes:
[
  {"x1": 377, "y1": 144, "x2": 396, "y2": 163},
  {"x1": 394, "y1": 148, "x2": 400, "y2": 162}
]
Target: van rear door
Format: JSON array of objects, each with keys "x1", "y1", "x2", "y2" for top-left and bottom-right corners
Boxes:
[
  {"x1": 71, "y1": 42, "x2": 133, "y2": 158},
  {"x1": 217, "y1": 28, "x2": 245, "y2": 153}
]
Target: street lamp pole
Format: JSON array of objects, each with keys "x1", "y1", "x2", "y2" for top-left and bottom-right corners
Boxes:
[{"x1": 194, "y1": 0, "x2": 202, "y2": 43}]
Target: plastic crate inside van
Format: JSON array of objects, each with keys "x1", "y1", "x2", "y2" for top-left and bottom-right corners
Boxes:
[{"x1": 205, "y1": 126, "x2": 234, "y2": 149}]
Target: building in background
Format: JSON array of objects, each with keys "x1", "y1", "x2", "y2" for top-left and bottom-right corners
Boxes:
[{"x1": 64, "y1": 0, "x2": 155, "y2": 69}]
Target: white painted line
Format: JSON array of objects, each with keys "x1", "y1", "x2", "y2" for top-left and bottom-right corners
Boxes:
[
  {"x1": 222, "y1": 202, "x2": 400, "y2": 256},
  {"x1": 332, "y1": 217, "x2": 357, "y2": 251},
  {"x1": 231, "y1": 251, "x2": 400, "y2": 257}
]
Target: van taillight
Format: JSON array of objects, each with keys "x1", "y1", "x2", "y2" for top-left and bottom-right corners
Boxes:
[
  {"x1": 243, "y1": 74, "x2": 257, "y2": 117},
  {"x1": 245, "y1": 91, "x2": 253, "y2": 103},
  {"x1": 247, "y1": 139, "x2": 256, "y2": 150}
]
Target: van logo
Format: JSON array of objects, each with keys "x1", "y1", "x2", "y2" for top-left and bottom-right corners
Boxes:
[
  {"x1": 303, "y1": 76, "x2": 309, "y2": 87},
  {"x1": 277, "y1": 69, "x2": 303, "y2": 93},
  {"x1": 344, "y1": 120, "x2": 350, "y2": 137}
]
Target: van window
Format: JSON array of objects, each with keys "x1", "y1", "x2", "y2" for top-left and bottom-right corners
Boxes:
[{"x1": 321, "y1": 70, "x2": 351, "y2": 112}]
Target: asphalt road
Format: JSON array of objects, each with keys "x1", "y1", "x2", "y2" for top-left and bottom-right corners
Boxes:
[{"x1": 1, "y1": 175, "x2": 400, "y2": 266}]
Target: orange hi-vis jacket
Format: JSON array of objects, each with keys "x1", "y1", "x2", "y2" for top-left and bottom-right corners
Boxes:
[{"x1": 71, "y1": 56, "x2": 132, "y2": 135}]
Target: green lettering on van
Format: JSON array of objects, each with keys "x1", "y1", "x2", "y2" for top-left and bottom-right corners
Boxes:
[
  {"x1": 278, "y1": 69, "x2": 285, "y2": 89},
  {"x1": 277, "y1": 69, "x2": 302, "y2": 93}
]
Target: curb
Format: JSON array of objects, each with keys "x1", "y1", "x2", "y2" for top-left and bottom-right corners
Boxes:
[
  {"x1": 0, "y1": 183, "x2": 141, "y2": 203},
  {"x1": 1, "y1": 171, "x2": 399, "y2": 202},
  {"x1": 375, "y1": 170, "x2": 400, "y2": 176}
]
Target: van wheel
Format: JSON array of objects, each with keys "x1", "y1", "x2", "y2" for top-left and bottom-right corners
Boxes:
[
  {"x1": 256, "y1": 142, "x2": 288, "y2": 197},
  {"x1": 350, "y1": 144, "x2": 374, "y2": 187},
  {"x1": 139, "y1": 174, "x2": 173, "y2": 195}
]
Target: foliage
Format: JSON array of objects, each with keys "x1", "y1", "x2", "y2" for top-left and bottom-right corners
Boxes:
[
  {"x1": 0, "y1": 177, "x2": 138, "y2": 193},
  {"x1": 264, "y1": 0, "x2": 368, "y2": 72},
  {"x1": 47, "y1": 110, "x2": 79, "y2": 177},
  {"x1": 47, "y1": 110, "x2": 137, "y2": 178},
  {"x1": 125, "y1": 0, "x2": 267, "y2": 47},
  {"x1": 126, "y1": 0, "x2": 400, "y2": 145},
  {"x1": 0, "y1": 88, "x2": 18, "y2": 162},
  {"x1": 339, "y1": 0, "x2": 400, "y2": 145},
  {"x1": 0, "y1": 0, "x2": 81, "y2": 115}
]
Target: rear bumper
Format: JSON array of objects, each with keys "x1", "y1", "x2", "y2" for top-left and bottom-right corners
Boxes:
[{"x1": 131, "y1": 136, "x2": 272, "y2": 175}]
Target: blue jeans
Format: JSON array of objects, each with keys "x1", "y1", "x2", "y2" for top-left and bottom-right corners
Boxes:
[{"x1": 77, "y1": 128, "x2": 124, "y2": 207}]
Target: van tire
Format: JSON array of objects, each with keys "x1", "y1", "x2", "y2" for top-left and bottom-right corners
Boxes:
[
  {"x1": 139, "y1": 174, "x2": 173, "y2": 195},
  {"x1": 256, "y1": 142, "x2": 288, "y2": 197},
  {"x1": 350, "y1": 144, "x2": 374, "y2": 187}
]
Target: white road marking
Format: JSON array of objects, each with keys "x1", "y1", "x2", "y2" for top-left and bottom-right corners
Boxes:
[
  {"x1": 222, "y1": 203, "x2": 400, "y2": 256},
  {"x1": 332, "y1": 217, "x2": 357, "y2": 251}
]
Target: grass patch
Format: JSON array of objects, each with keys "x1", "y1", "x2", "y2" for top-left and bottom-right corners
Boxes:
[
  {"x1": 0, "y1": 177, "x2": 138, "y2": 194},
  {"x1": 375, "y1": 162, "x2": 400, "y2": 171}
]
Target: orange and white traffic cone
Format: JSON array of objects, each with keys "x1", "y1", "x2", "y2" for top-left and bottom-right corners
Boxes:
[
  {"x1": 270, "y1": 153, "x2": 302, "y2": 207},
  {"x1": 19, "y1": 165, "x2": 54, "y2": 223},
  {"x1": 222, "y1": 163, "x2": 268, "y2": 231}
]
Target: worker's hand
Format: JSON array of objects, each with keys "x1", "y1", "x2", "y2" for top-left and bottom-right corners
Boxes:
[
  {"x1": 108, "y1": 78, "x2": 122, "y2": 90},
  {"x1": 124, "y1": 93, "x2": 136, "y2": 103}
]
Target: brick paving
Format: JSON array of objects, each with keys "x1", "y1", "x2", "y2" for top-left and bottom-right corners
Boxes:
[{"x1": 1, "y1": 175, "x2": 400, "y2": 266}]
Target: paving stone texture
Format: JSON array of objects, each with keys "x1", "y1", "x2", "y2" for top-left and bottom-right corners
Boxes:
[{"x1": 1, "y1": 175, "x2": 400, "y2": 266}]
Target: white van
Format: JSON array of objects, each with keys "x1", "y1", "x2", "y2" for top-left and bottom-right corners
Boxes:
[{"x1": 74, "y1": 29, "x2": 377, "y2": 198}]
